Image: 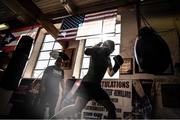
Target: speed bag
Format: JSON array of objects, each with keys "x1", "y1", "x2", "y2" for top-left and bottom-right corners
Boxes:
[
  {"x1": 134, "y1": 27, "x2": 171, "y2": 74},
  {"x1": 1, "y1": 36, "x2": 33, "y2": 90}
]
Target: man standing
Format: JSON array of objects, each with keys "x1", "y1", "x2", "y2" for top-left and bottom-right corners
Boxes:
[
  {"x1": 54, "y1": 40, "x2": 124, "y2": 119},
  {"x1": 39, "y1": 51, "x2": 69, "y2": 118}
]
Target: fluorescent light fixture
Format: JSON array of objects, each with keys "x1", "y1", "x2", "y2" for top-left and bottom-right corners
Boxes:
[{"x1": 0, "y1": 23, "x2": 9, "y2": 30}]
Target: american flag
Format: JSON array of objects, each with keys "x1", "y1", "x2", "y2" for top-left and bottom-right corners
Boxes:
[
  {"x1": 0, "y1": 25, "x2": 39, "y2": 52},
  {"x1": 76, "y1": 9, "x2": 118, "y2": 40},
  {"x1": 56, "y1": 15, "x2": 85, "y2": 41},
  {"x1": 56, "y1": 9, "x2": 117, "y2": 41}
]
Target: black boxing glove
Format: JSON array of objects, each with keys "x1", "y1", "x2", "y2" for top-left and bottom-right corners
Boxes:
[
  {"x1": 113, "y1": 55, "x2": 124, "y2": 73},
  {"x1": 97, "y1": 42, "x2": 103, "y2": 46}
]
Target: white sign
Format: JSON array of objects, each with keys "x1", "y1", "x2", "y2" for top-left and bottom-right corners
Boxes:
[{"x1": 81, "y1": 79, "x2": 132, "y2": 119}]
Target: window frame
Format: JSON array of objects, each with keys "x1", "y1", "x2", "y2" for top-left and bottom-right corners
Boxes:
[{"x1": 32, "y1": 34, "x2": 63, "y2": 78}]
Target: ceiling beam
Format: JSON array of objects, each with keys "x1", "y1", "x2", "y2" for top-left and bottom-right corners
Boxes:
[
  {"x1": 77, "y1": 0, "x2": 135, "y2": 14},
  {"x1": 1, "y1": 0, "x2": 59, "y2": 39},
  {"x1": 50, "y1": 0, "x2": 135, "y2": 23},
  {"x1": 60, "y1": 0, "x2": 76, "y2": 15}
]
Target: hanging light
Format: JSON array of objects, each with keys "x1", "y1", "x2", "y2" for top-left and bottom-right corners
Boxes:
[{"x1": 0, "y1": 23, "x2": 9, "y2": 30}]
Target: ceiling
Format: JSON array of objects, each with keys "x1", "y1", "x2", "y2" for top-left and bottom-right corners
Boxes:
[
  {"x1": 0, "y1": 0, "x2": 179, "y2": 37},
  {"x1": 0, "y1": 0, "x2": 136, "y2": 37}
]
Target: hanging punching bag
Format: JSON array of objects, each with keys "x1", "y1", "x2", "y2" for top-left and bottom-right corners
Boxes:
[
  {"x1": 1, "y1": 36, "x2": 33, "y2": 90},
  {"x1": 134, "y1": 27, "x2": 172, "y2": 74}
]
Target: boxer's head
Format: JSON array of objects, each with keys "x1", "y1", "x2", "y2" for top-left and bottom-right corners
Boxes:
[
  {"x1": 102, "y1": 40, "x2": 115, "y2": 53},
  {"x1": 50, "y1": 51, "x2": 69, "y2": 68}
]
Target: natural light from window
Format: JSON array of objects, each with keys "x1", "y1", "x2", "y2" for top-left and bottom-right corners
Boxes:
[
  {"x1": 32, "y1": 34, "x2": 63, "y2": 78},
  {"x1": 77, "y1": 17, "x2": 121, "y2": 79}
]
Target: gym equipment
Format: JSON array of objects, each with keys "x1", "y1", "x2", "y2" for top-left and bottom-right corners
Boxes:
[{"x1": 134, "y1": 27, "x2": 171, "y2": 74}]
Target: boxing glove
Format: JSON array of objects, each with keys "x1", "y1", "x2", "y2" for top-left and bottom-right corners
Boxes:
[{"x1": 113, "y1": 55, "x2": 124, "y2": 73}]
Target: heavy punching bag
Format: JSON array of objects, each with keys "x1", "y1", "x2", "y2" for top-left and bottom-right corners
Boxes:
[
  {"x1": 134, "y1": 27, "x2": 172, "y2": 74},
  {"x1": 1, "y1": 36, "x2": 33, "y2": 90}
]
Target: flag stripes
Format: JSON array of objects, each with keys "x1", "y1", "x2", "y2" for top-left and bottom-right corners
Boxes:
[
  {"x1": 84, "y1": 9, "x2": 117, "y2": 22},
  {"x1": 57, "y1": 15, "x2": 84, "y2": 41},
  {"x1": 57, "y1": 28, "x2": 79, "y2": 41},
  {"x1": 76, "y1": 9, "x2": 117, "y2": 40}
]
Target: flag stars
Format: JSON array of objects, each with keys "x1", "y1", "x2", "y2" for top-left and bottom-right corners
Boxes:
[
  {"x1": 61, "y1": 31, "x2": 67, "y2": 37},
  {"x1": 5, "y1": 35, "x2": 13, "y2": 43}
]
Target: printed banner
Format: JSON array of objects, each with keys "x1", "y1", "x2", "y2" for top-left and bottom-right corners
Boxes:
[{"x1": 81, "y1": 79, "x2": 132, "y2": 119}]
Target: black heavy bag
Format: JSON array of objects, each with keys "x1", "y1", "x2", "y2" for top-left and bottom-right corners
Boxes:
[
  {"x1": 134, "y1": 27, "x2": 171, "y2": 74},
  {"x1": 1, "y1": 36, "x2": 33, "y2": 90}
]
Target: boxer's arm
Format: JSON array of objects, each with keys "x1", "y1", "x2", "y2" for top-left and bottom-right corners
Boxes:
[
  {"x1": 84, "y1": 42, "x2": 102, "y2": 55},
  {"x1": 107, "y1": 57, "x2": 114, "y2": 76}
]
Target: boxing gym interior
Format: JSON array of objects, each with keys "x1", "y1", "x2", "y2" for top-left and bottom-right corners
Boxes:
[{"x1": 0, "y1": 0, "x2": 180, "y2": 119}]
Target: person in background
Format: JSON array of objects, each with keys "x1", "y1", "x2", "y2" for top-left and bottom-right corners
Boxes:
[
  {"x1": 39, "y1": 50, "x2": 69, "y2": 118},
  {"x1": 54, "y1": 40, "x2": 124, "y2": 119}
]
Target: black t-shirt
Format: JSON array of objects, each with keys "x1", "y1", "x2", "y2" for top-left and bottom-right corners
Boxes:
[{"x1": 83, "y1": 47, "x2": 111, "y2": 84}]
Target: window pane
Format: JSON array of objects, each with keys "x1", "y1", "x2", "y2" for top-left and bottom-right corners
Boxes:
[
  {"x1": 41, "y1": 42, "x2": 54, "y2": 51},
  {"x1": 32, "y1": 70, "x2": 44, "y2": 78},
  {"x1": 49, "y1": 59, "x2": 56, "y2": 66},
  {"x1": 116, "y1": 24, "x2": 121, "y2": 33},
  {"x1": 111, "y1": 45, "x2": 120, "y2": 55},
  {"x1": 38, "y1": 51, "x2": 51, "y2": 60},
  {"x1": 82, "y1": 57, "x2": 90, "y2": 68},
  {"x1": 80, "y1": 69, "x2": 88, "y2": 79},
  {"x1": 44, "y1": 34, "x2": 55, "y2": 42},
  {"x1": 35, "y1": 60, "x2": 49, "y2": 69},
  {"x1": 114, "y1": 34, "x2": 121, "y2": 44},
  {"x1": 102, "y1": 34, "x2": 120, "y2": 44},
  {"x1": 53, "y1": 42, "x2": 63, "y2": 50}
]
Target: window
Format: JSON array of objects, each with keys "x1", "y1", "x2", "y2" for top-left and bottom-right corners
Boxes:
[
  {"x1": 78, "y1": 17, "x2": 121, "y2": 79},
  {"x1": 32, "y1": 34, "x2": 63, "y2": 78}
]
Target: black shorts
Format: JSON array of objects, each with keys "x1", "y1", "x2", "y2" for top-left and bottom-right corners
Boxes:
[{"x1": 75, "y1": 81, "x2": 110, "y2": 101}]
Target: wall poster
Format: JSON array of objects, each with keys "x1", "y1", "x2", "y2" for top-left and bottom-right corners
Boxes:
[
  {"x1": 120, "y1": 58, "x2": 133, "y2": 74},
  {"x1": 81, "y1": 79, "x2": 132, "y2": 119}
]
